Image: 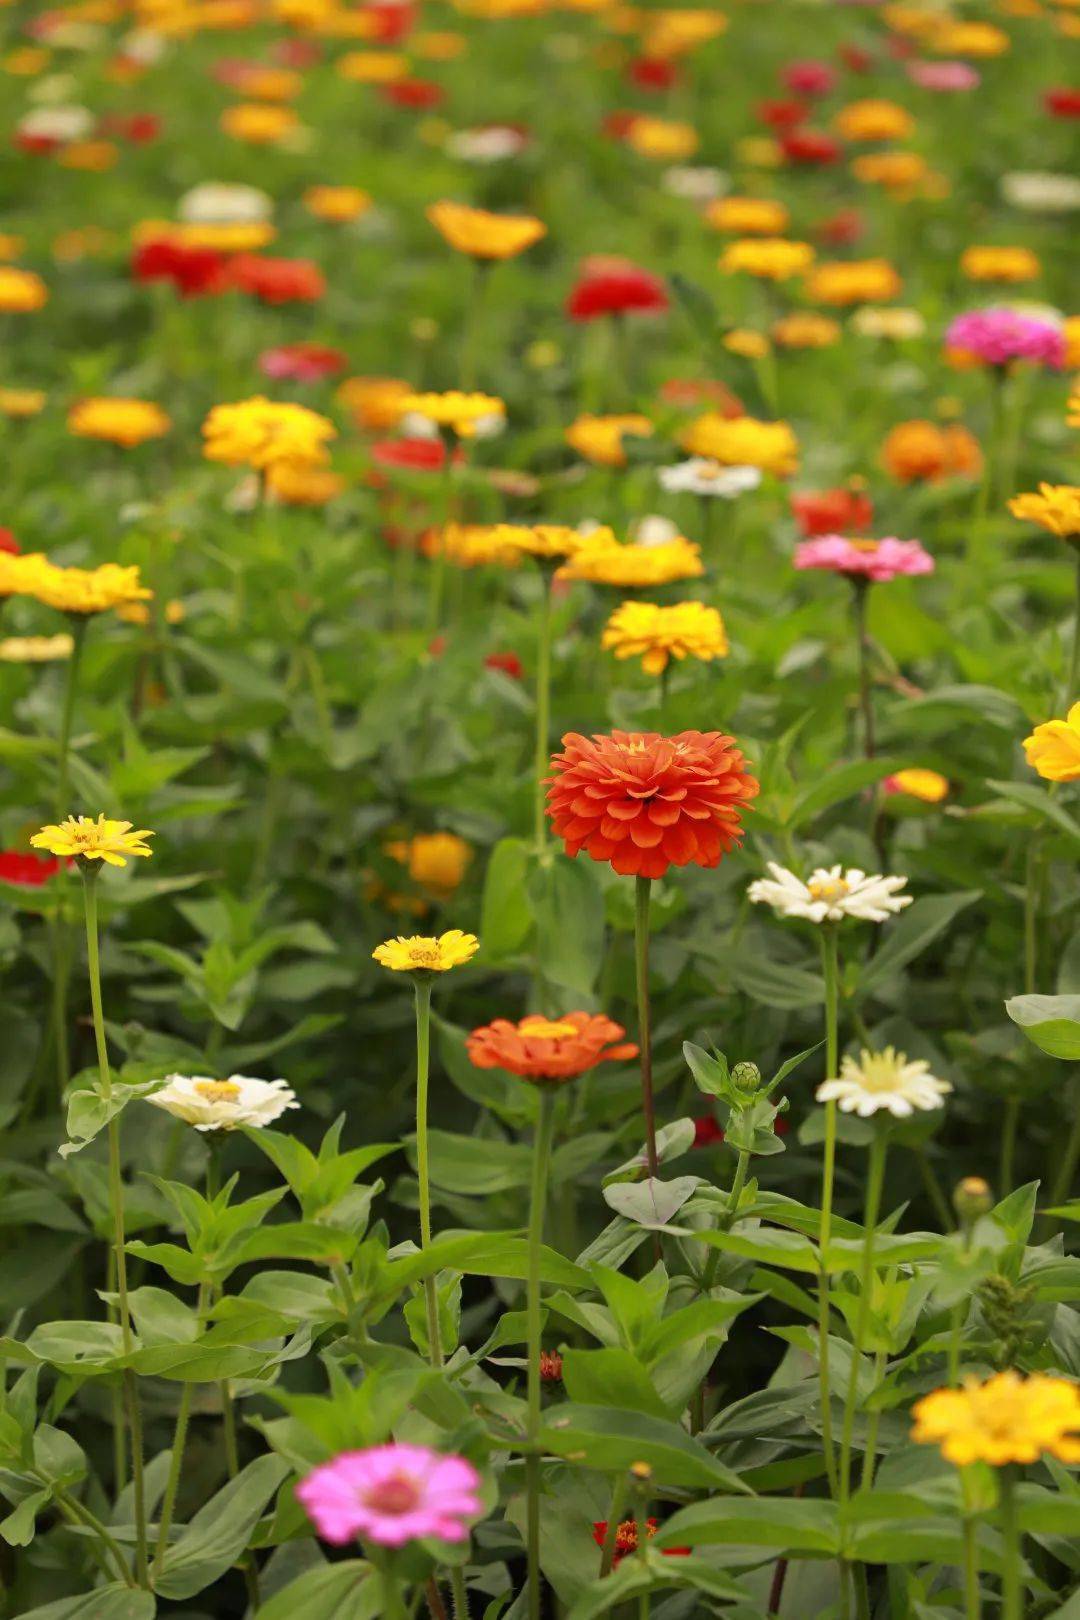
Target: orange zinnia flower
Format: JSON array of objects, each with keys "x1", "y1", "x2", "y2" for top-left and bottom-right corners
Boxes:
[
  {"x1": 467, "y1": 1011, "x2": 637, "y2": 1083},
  {"x1": 546, "y1": 730, "x2": 758, "y2": 880}
]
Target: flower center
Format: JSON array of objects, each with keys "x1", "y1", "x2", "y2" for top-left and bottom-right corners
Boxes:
[
  {"x1": 519, "y1": 1017, "x2": 578, "y2": 1040},
  {"x1": 194, "y1": 1080, "x2": 242, "y2": 1101},
  {"x1": 848, "y1": 539, "x2": 879, "y2": 553},
  {"x1": 808, "y1": 877, "x2": 850, "y2": 901},
  {"x1": 363, "y1": 1471, "x2": 422, "y2": 1515},
  {"x1": 855, "y1": 1058, "x2": 903, "y2": 1092},
  {"x1": 407, "y1": 945, "x2": 441, "y2": 968}
]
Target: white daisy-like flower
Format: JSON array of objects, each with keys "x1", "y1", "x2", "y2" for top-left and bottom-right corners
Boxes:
[
  {"x1": 658, "y1": 459, "x2": 762, "y2": 499},
  {"x1": 661, "y1": 165, "x2": 729, "y2": 202},
  {"x1": 817, "y1": 1046, "x2": 951, "y2": 1118},
  {"x1": 445, "y1": 125, "x2": 528, "y2": 163},
  {"x1": 146, "y1": 1074, "x2": 299, "y2": 1132},
  {"x1": 177, "y1": 182, "x2": 273, "y2": 226},
  {"x1": 1000, "y1": 172, "x2": 1080, "y2": 214},
  {"x1": 747, "y1": 862, "x2": 912, "y2": 924},
  {"x1": 18, "y1": 105, "x2": 93, "y2": 144}
]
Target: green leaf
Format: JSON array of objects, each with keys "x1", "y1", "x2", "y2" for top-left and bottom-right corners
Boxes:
[
  {"x1": 654, "y1": 1495, "x2": 840, "y2": 1554},
  {"x1": 857, "y1": 892, "x2": 979, "y2": 999},
  {"x1": 786, "y1": 757, "x2": 906, "y2": 830},
  {"x1": 381, "y1": 1233, "x2": 590, "y2": 1294},
  {"x1": 254, "y1": 1560, "x2": 379, "y2": 1620},
  {"x1": 480, "y1": 837, "x2": 534, "y2": 958},
  {"x1": 1005, "y1": 994, "x2": 1080, "y2": 1060},
  {"x1": 560, "y1": 1348, "x2": 672, "y2": 1419},
  {"x1": 539, "y1": 1405, "x2": 749, "y2": 1490},
  {"x1": 11, "y1": 1594, "x2": 155, "y2": 1620},
  {"x1": 531, "y1": 858, "x2": 605, "y2": 995},
  {"x1": 986, "y1": 780, "x2": 1080, "y2": 846},
  {"x1": 156, "y1": 1455, "x2": 289, "y2": 1599}
]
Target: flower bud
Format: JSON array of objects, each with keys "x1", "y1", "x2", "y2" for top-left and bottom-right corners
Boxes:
[
  {"x1": 731, "y1": 1060, "x2": 762, "y2": 1094},
  {"x1": 953, "y1": 1175, "x2": 992, "y2": 1224}
]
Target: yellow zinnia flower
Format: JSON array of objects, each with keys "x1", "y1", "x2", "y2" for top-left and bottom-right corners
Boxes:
[
  {"x1": 565, "y1": 413, "x2": 653, "y2": 468},
  {"x1": 0, "y1": 551, "x2": 49, "y2": 599},
  {"x1": 834, "y1": 98, "x2": 915, "y2": 141},
  {"x1": 31, "y1": 814, "x2": 155, "y2": 868},
  {"x1": 202, "y1": 398, "x2": 336, "y2": 472},
  {"x1": 560, "y1": 534, "x2": 704, "y2": 587},
  {"x1": 30, "y1": 562, "x2": 151, "y2": 616},
  {"x1": 337, "y1": 50, "x2": 410, "y2": 82},
  {"x1": 888, "y1": 767, "x2": 949, "y2": 803},
  {"x1": 337, "y1": 375, "x2": 413, "y2": 431},
  {"x1": 0, "y1": 267, "x2": 48, "y2": 313},
  {"x1": 0, "y1": 633, "x2": 74, "y2": 663},
  {"x1": 385, "y1": 832, "x2": 472, "y2": 897},
  {"x1": 805, "y1": 259, "x2": 902, "y2": 306},
  {"x1": 303, "y1": 185, "x2": 373, "y2": 222},
  {"x1": 496, "y1": 524, "x2": 599, "y2": 562},
  {"x1": 427, "y1": 524, "x2": 523, "y2": 569},
  {"x1": 0, "y1": 388, "x2": 46, "y2": 418},
  {"x1": 961, "y1": 245, "x2": 1041, "y2": 284},
  {"x1": 851, "y1": 151, "x2": 930, "y2": 194},
  {"x1": 625, "y1": 115, "x2": 699, "y2": 161},
  {"x1": 266, "y1": 463, "x2": 346, "y2": 505},
  {"x1": 1009, "y1": 484, "x2": 1080, "y2": 540},
  {"x1": 724, "y1": 328, "x2": 770, "y2": 359},
  {"x1": 705, "y1": 196, "x2": 789, "y2": 235},
  {"x1": 719, "y1": 238, "x2": 814, "y2": 281},
  {"x1": 602, "y1": 599, "x2": 728, "y2": 674},
  {"x1": 372, "y1": 929, "x2": 480, "y2": 973},
  {"x1": 426, "y1": 200, "x2": 546, "y2": 261},
  {"x1": 1024, "y1": 703, "x2": 1080, "y2": 780},
  {"x1": 682, "y1": 413, "x2": 799, "y2": 477},
  {"x1": 930, "y1": 20, "x2": 1009, "y2": 53},
  {"x1": 68, "y1": 397, "x2": 171, "y2": 449},
  {"x1": 399, "y1": 391, "x2": 506, "y2": 439},
  {"x1": 771, "y1": 313, "x2": 841, "y2": 349},
  {"x1": 220, "y1": 102, "x2": 298, "y2": 143},
  {"x1": 912, "y1": 1371, "x2": 1080, "y2": 1466}
]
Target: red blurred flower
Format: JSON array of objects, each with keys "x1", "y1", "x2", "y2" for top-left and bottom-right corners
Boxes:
[
  {"x1": 546, "y1": 730, "x2": 758, "y2": 880},
  {"x1": 791, "y1": 487, "x2": 874, "y2": 537},
  {"x1": 757, "y1": 97, "x2": 809, "y2": 129},
  {"x1": 592, "y1": 1521, "x2": 690, "y2": 1566},
  {"x1": 628, "y1": 56, "x2": 679, "y2": 91},
  {"x1": 782, "y1": 59, "x2": 836, "y2": 96},
  {"x1": 229, "y1": 255, "x2": 326, "y2": 304},
  {"x1": 601, "y1": 110, "x2": 642, "y2": 140},
  {"x1": 839, "y1": 44, "x2": 873, "y2": 73},
  {"x1": 1045, "y1": 87, "x2": 1080, "y2": 119},
  {"x1": 365, "y1": 1, "x2": 415, "y2": 43},
  {"x1": 815, "y1": 208, "x2": 864, "y2": 246},
  {"x1": 132, "y1": 238, "x2": 229, "y2": 298},
  {"x1": 259, "y1": 342, "x2": 347, "y2": 382},
  {"x1": 467, "y1": 1011, "x2": 637, "y2": 1083},
  {"x1": 693, "y1": 1115, "x2": 724, "y2": 1147},
  {"x1": 99, "y1": 112, "x2": 160, "y2": 143},
  {"x1": 567, "y1": 257, "x2": 669, "y2": 321},
  {"x1": 885, "y1": 36, "x2": 915, "y2": 60},
  {"x1": 781, "y1": 128, "x2": 842, "y2": 165},
  {"x1": 659, "y1": 378, "x2": 744, "y2": 417},
  {"x1": 485, "y1": 650, "x2": 523, "y2": 679},
  {"x1": 0, "y1": 529, "x2": 19, "y2": 555},
  {"x1": 539, "y1": 1350, "x2": 563, "y2": 1382},
  {"x1": 273, "y1": 37, "x2": 322, "y2": 67},
  {"x1": 0, "y1": 851, "x2": 69, "y2": 885},
  {"x1": 381, "y1": 78, "x2": 443, "y2": 109},
  {"x1": 371, "y1": 438, "x2": 449, "y2": 472},
  {"x1": 428, "y1": 634, "x2": 448, "y2": 656}
]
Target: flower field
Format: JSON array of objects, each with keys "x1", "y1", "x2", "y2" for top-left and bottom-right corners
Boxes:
[{"x1": 1, "y1": 0, "x2": 1080, "y2": 1616}]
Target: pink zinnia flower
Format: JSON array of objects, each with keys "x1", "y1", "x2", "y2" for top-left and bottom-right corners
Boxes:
[
  {"x1": 296, "y1": 1444, "x2": 482, "y2": 1548},
  {"x1": 906, "y1": 60, "x2": 979, "y2": 91},
  {"x1": 259, "y1": 342, "x2": 347, "y2": 382},
  {"x1": 783, "y1": 59, "x2": 836, "y2": 96},
  {"x1": 794, "y1": 535, "x2": 934, "y2": 583},
  {"x1": 945, "y1": 308, "x2": 1065, "y2": 369}
]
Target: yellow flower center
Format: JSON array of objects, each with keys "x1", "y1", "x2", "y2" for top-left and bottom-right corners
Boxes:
[
  {"x1": 194, "y1": 1080, "x2": 242, "y2": 1102},
  {"x1": 407, "y1": 944, "x2": 441, "y2": 967},
  {"x1": 848, "y1": 540, "x2": 880, "y2": 553},
  {"x1": 808, "y1": 877, "x2": 850, "y2": 901},
  {"x1": 519, "y1": 1017, "x2": 579, "y2": 1040}
]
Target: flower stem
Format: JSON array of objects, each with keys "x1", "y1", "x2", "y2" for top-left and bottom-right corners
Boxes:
[
  {"x1": 999, "y1": 1467, "x2": 1021, "y2": 1620},
  {"x1": 533, "y1": 573, "x2": 553, "y2": 853},
  {"x1": 598, "y1": 1477, "x2": 628, "y2": 1578},
  {"x1": 153, "y1": 1280, "x2": 209, "y2": 1579},
  {"x1": 1066, "y1": 546, "x2": 1080, "y2": 708},
  {"x1": 963, "y1": 1514, "x2": 982, "y2": 1620},
  {"x1": 414, "y1": 977, "x2": 443, "y2": 1368},
  {"x1": 55, "y1": 615, "x2": 87, "y2": 820},
  {"x1": 49, "y1": 616, "x2": 88, "y2": 1100},
  {"x1": 48, "y1": 1479, "x2": 135, "y2": 1587},
  {"x1": 838, "y1": 1130, "x2": 887, "y2": 1507},
  {"x1": 634, "y1": 876, "x2": 659, "y2": 1182},
  {"x1": 525, "y1": 1086, "x2": 556, "y2": 1620},
  {"x1": 817, "y1": 926, "x2": 841, "y2": 1499},
  {"x1": 851, "y1": 581, "x2": 875, "y2": 760},
  {"x1": 82, "y1": 868, "x2": 148, "y2": 1587}
]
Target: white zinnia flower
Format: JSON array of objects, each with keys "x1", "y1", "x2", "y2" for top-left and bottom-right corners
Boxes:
[
  {"x1": 1000, "y1": 172, "x2": 1080, "y2": 214},
  {"x1": 662, "y1": 165, "x2": 729, "y2": 202},
  {"x1": 747, "y1": 862, "x2": 912, "y2": 924},
  {"x1": 850, "y1": 306, "x2": 926, "y2": 340},
  {"x1": 178, "y1": 182, "x2": 273, "y2": 225},
  {"x1": 147, "y1": 1074, "x2": 299, "y2": 1132},
  {"x1": 445, "y1": 125, "x2": 527, "y2": 163},
  {"x1": 658, "y1": 459, "x2": 762, "y2": 498},
  {"x1": 18, "y1": 105, "x2": 93, "y2": 144},
  {"x1": 817, "y1": 1047, "x2": 951, "y2": 1118}
]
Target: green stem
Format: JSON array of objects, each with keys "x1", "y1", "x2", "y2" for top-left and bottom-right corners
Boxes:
[
  {"x1": 851, "y1": 581, "x2": 875, "y2": 760},
  {"x1": 533, "y1": 573, "x2": 553, "y2": 853},
  {"x1": 55, "y1": 616, "x2": 87, "y2": 819},
  {"x1": 153, "y1": 1280, "x2": 209, "y2": 1578},
  {"x1": 381, "y1": 1560, "x2": 409, "y2": 1620},
  {"x1": 999, "y1": 1468, "x2": 1021, "y2": 1620},
  {"x1": 999, "y1": 1097, "x2": 1020, "y2": 1197},
  {"x1": 49, "y1": 617, "x2": 87, "y2": 1100},
  {"x1": 839, "y1": 1131, "x2": 887, "y2": 1506},
  {"x1": 1049, "y1": 1082, "x2": 1080, "y2": 1209},
  {"x1": 598, "y1": 1477, "x2": 628, "y2": 1577},
  {"x1": 426, "y1": 446, "x2": 455, "y2": 637},
  {"x1": 634, "y1": 876, "x2": 659, "y2": 1182},
  {"x1": 414, "y1": 978, "x2": 442, "y2": 1368},
  {"x1": 963, "y1": 1514, "x2": 982, "y2": 1620},
  {"x1": 702, "y1": 1148, "x2": 750, "y2": 1292},
  {"x1": 49, "y1": 1480, "x2": 135, "y2": 1587},
  {"x1": 859, "y1": 1348, "x2": 886, "y2": 1490},
  {"x1": 1066, "y1": 546, "x2": 1080, "y2": 708},
  {"x1": 525, "y1": 1087, "x2": 557, "y2": 1620},
  {"x1": 817, "y1": 927, "x2": 841, "y2": 1498},
  {"x1": 459, "y1": 261, "x2": 491, "y2": 391}
]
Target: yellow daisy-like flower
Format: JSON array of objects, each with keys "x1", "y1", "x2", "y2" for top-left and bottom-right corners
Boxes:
[
  {"x1": 399, "y1": 391, "x2": 506, "y2": 439},
  {"x1": 719, "y1": 237, "x2": 814, "y2": 282},
  {"x1": 1024, "y1": 703, "x2": 1080, "y2": 781},
  {"x1": 31, "y1": 814, "x2": 155, "y2": 868},
  {"x1": 495, "y1": 523, "x2": 599, "y2": 563},
  {"x1": 888, "y1": 767, "x2": 949, "y2": 803},
  {"x1": 59, "y1": 141, "x2": 119, "y2": 173},
  {"x1": 560, "y1": 534, "x2": 704, "y2": 587},
  {"x1": 266, "y1": 463, "x2": 346, "y2": 505},
  {"x1": 642, "y1": 8, "x2": 727, "y2": 57},
  {"x1": 0, "y1": 633, "x2": 74, "y2": 663},
  {"x1": 961, "y1": 245, "x2": 1041, "y2": 284},
  {"x1": 337, "y1": 50, "x2": 410, "y2": 82},
  {"x1": 0, "y1": 387, "x2": 46, "y2": 418},
  {"x1": 30, "y1": 561, "x2": 152, "y2": 616},
  {"x1": 0, "y1": 551, "x2": 49, "y2": 599},
  {"x1": 202, "y1": 398, "x2": 336, "y2": 472},
  {"x1": 372, "y1": 929, "x2": 480, "y2": 973},
  {"x1": 565, "y1": 413, "x2": 654, "y2": 468},
  {"x1": 682, "y1": 413, "x2": 799, "y2": 477},
  {"x1": 724, "y1": 328, "x2": 771, "y2": 359},
  {"x1": 930, "y1": 20, "x2": 1009, "y2": 54},
  {"x1": 303, "y1": 185, "x2": 373, "y2": 223},
  {"x1": 426, "y1": 200, "x2": 546, "y2": 261},
  {"x1": 68, "y1": 397, "x2": 171, "y2": 449},
  {"x1": 771, "y1": 312, "x2": 841, "y2": 349},
  {"x1": 385, "y1": 831, "x2": 472, "y2": 898},
  {"x1": 912, "y1": 1372, "x2": 1080, "y2": 1467},
  {"x1": 601, "y1": 599, "x2": 729, "y2": 674},
  {"x1": 834, "y1": 98, "x2": 915, "y2": 141},
  {"x1": 426, "y1": 523, "x2": 522, "y2": 569},
  {"x1": 1009, "y1": 484, "x2": 1080, "y2": 540},
  {"x1": 851, "y1": 151, "x2": 930, "y2": 195},
  {"x1": 337, "y1": 375, "x2": 414, "y2": 431},
  {"x1": 0, "y1": 267, "x2": 48, "y2": 313},
  {"x1": 805, "y1": 258, "x2": 902, "y2": 307},
  {"x1": 625, "y1": 115, "x2": 699, "y2": 161},
  {"x1": 220, "y1": 102, "x2": 299, "y2": 144},
  {"x1": 705, "y1": 196, "x2": 789, "y2": 235}
]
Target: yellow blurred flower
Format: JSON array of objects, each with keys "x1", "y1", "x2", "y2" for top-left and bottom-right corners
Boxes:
[
  {"x1": 1009, "y1": 484, "x2": 1080, "y2": 539},
  {"x1": 0, "y1": 234, "x2": 25, "y2": 261},
  {"x1": 337, "y1": 375, "x2": 413, "y2": 431},
  {"x1": 303, "y1": 185, "x2": 373, "y2": 223},
  {"x1": 414, "y1": 30, "x2": 467, "y2": 58},
  {"x1": 930, "y1": 20, "x2": 1009, "y2": 53},
  {"x1": 723, "y1": 328, "x2": 770, "y2": 358},
  {"x1": 625, "y1": 115, "x2": 699, "y2": 161},
  {"x1": 834, "y1": 98, "x2": 915, "y2": 141},
  {"x1": 881, "y1": 419, "x2": 981, "y2": 483},
  {"x1": 642, "y1": 8, "x2": 727, "y2": 57},
  {"x1": 1069, "y1": 385, "x2": 1080, "y2": 429},
  {"x1": 772, "y1": 312, "x2": 841, "y2": 349},
  {"x1": 4, "y1": 47, "x2": 51, "y2": 75},
  {"x1": 0, "y1": 552, "x2": 49, "y2": 599},
  {"x1": 266, "y1": 463, "x2": 347, "y2": 504},
  {"x1": 601, "y1": 598, "x2": 728, "y2": 674},
  {"x1": 735, "y1": 135, "x2": 783, "y2": 169},
  {"x1": 428, "y1": 523, "x2": 523, "y2": 568},
  {"x1": 116, "y1": 598, "x2": 185, "y2": 626},
  {"x1": 52, "y1": 226, "x2": 116, "y2": 263},
  {"x1": 912, "y1": 1372, "x2": 1080, "y2": 1466},
  {"x1": 850, "y1": 306, "x2": 925, "y2": 340},
  {"x1": 0, "y1": 634, "x2": 74, "y2": 663},
  {"x1": 705, "y1": 196, "x2": 789, "y2": 235},
  {"x1": 337, "y1": 50, "x2": 409, "y2": 82},
  {"x1": 560, "y1": 533, "x2": 704, "y2": 586},
  {"x1": 68, "y1": 397, "x2": 171, "y2": 448},
  {"x1": 565, "y1": 413, "x2": 654, "y2": 467},
  {"x1": 851, "y1": 151, "x2": 930, "y2": 194},
  {"x1": 58, "y1": 141, "x2": 119, "y2": 172},
  {"x1": 719, "y1": 237, "x2": 814, "y2": 281},
  {"x1": 31, "y1": 814, "x2": 154, "y2": 868},
  {"x1": 427, "y1": 200, "x2": 546, "y2": 260},
  {"x1": 960, "y1": 245, "x2": 1041, "y2": 283},
  {"x1": 682, "y1": 413, "x2": 799, "y2": 476},
  {"x1": 202, "y1": 398, "x2": 336, "y2": 472},
  {"x1": 0, "y1": 388, "x2": 46, "y2": 418},
  {"x1": 1064, "y1": 316, "x2": 1080, "y2": 370},
  {"x1": 30, "y1": 562, "x2": 152, "y2": 616},
  {"x1": 220, "y1": 103, "x2": 298, "y2": 143},
  {"x1": 372, "y1": 929, "x2": 479, "y2": 972},
  {"x1": 1024, "y1": 703, "x2": 1080, "y2": 780},
  {"x1": 241, "y1": 67, "x2": 302, "y2": 101},
  {"x1": 806, "y1": 259, "x2": 902, "y2": 306},
  {"x1": 888, "y1": 768, "x2": 949, "y2": 803},
  {"x1": 400, "y1": 391, "x2": 506, "y2": 438},
  {"x1": 0, "y1": 268, "x2": 48, "y2": 313},
  {"x1": 385, "y1": 831, "x2": 472, "y2": 897}
]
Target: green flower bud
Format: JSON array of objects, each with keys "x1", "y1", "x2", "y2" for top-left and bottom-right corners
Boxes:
[
  {"x1": 731, "y1": 1061, "x2": 762, "y2": 1094},
  {"x1": 953, "y1": 1175, "x2": 992, "y2": 1225}
]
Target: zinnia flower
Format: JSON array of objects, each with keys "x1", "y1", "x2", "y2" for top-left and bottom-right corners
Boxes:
[
  {"x1": 601, "y1": 600, "x2": 729, "y2": 674},
  {"x1": 30, "y1": 562, "x2": 152, "y2": 615},
  {"x1": 771, "y1": 313, "x2": 841, "y2": 349},
  {"x1": 834, "y1": 98, "x2": 915, "y2": 140},
  {"x1": 565, "y1": 414, "x2": 654, "y2": 468},
  {"x1": 427, "y1": 200, "x2": 545, "y2": 260},
  {"x1": 385, "y1": 832, "x2": 471, "y2": 897},
  {"x1": 546, "y1": 730, "x2": 758, "y2": 879},
  {"x1": 794, "y1": 535, "x2": 934, "y2": 583},
  {"x1": 817, "y1": 1046, "x2": 951, "y2": 1117},
  {"x1": 259, "y1": 343, "x2": 347, "y2": 383},
  {"x1": 659, "y1": 460, "x2": 761, "y2": 498},
  {"x1": 229, "y1": 255, "x2": 326, "y2": 304},
  {"x1": 560, "y1": 534, "x2": 704, "y2": 587},
  {"x1": 220, "y1": 102, "x2": 298, "y2": 143},
  {"x1": 0, "y1": 268, "x2": 49, "y2": 313},
  {"x1": 592, "y1": 1520, "x2": 690, "y2": 1566},
  {"x1": 0, "y1": 850, "x2": 70, "y2": 884},
  {"x1": 706, "y1": 195, "x2": 789, "y2": 234},
  {"x1": 624, "y1": 115, "x2": 699, "y2": 160},
  {"x1": 296, "y1": 1444, "x2": 483, "y2": 1547},
  {"x1": 31, "y1": 814, "x2": 154, "y2": 867},
  {"x1": 0, "y1": 634, "x2": 73, "y2": 662},
  {"x1": 792, "y1": 487, "x2": 873, "y2": 536},
  {"x1": 806, "y1": 259, "x2": 902, "y2": 305},
  {"x1": 304, "y1": 184, "x2": 372, "y2": 222},
  {"x1": 202, "y1": 398, "x2": 336, "y2": 472},
  {"x1": 748, "y1": 862, "x2": 911, "y2": 923},
  {"x1": 682, "y1": 414, "x2": 799, "y2": 477},
  {"x1": 944, "y1": 308, "x2": 1065, "y2": 369},
  {"x1": 146, "y1": 1074, "x2": 299, "y2": 1131},
  {"x1": 881, "y1": 420, "x2": 981, "y2": 483},
  {"x1": 133, "y1": 238, "x2": 228, "y2": 297},
  {"x1": 885, "y1": 768, "x2": 949, "y2": 803},
  {"x1": 467, "y1": 1012, "x2": 637, "y2": 1082},
  {"x1": 372, "y1": 930, "x2": 479, "y2": 973},
  {"x1": 719, "y1": 237, "x2": 814, "y2": 280},
  {"x1": 1009, "y1": 484, "x2": 1080, "y2": 541},
  {"x1": 67, "y1": 397, "x2": 171, "y2": 448},
  {"x1": 399, "y1": 391, "x2": 505, "y2": 438},
  {"x1": 565, "y1": 257, "x2": 668, "y2": 320},
  {"x1": 912, "y1": 1373, "x2": 1080, "y2": 1467},
  {"x1": 1024, "y1": 704, "x2": 1080, "y2": 780},
  {"x1": 960, "y1": 246, "x2": 1041, "y2": 284}
]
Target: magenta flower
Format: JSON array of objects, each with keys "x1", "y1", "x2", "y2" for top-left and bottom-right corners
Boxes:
[
  {"x1": 296, "y1": 1444, "x2": 482, "y2": 1548},
  {"x1": 945, "y1": 308, "x2": 1065, "y2": 369},
  {"x1": 906, "y1": 60, "x2": 979, "y2": 91},
  {"x1": 783, "y1": 59, "x2": 836, "y2": 96},
  {"x1": 794, "y1": 535, "x2": 935, "y2": 583}
]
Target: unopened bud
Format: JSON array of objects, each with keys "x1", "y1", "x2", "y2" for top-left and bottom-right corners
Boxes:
[
  {"x1": 731, "y1": 1061, "x2": 762, "y2": 1094},
  {"x1": 629, "y1": 1461, "x2": 652, "y2": 1480},
  {"x1": 953, "y1": 1176, "x2": 992, "y2": 1225}
]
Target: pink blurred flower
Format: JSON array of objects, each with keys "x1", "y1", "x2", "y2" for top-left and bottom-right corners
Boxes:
[
  {"x1": 794, "y1": 535, "x2": 934, "y2": 583},
  {"x1": 907, "y1": 60, "x2": 980, "y2": 91},
  {"x1": 296, "y1": 1444, "x2": 482, "y2": 1548},
  {"x1": 783, "y1": 59, "x2": 836, "y2": 96},
  {"x1": 259, "y1": 342, "x2": 347, "y2": 382},
  {"x1": 945, "y1": 308, "x2": 1065, "y2": 369}
]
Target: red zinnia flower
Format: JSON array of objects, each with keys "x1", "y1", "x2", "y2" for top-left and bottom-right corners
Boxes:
[
  {"x1": 365, "y1": 1, "x2": 415, "y2": 43},
  {"x1": 371, "y1": 438, "x2": 449, "y2": 472},
  {"x1": 1045, "y1": 87, "x2": 1080, "y2": 119},
  {"x1": 566, "y1": 257, "x2": 669, "y2": 322},
  {"x1": 781, "y1": 128, "x2": 842, "y2": 165},
  {"x1": 592, "y1": 1520, "x2": 690, "y2": 1566},
  {"x1": 693, "y1": 1115, "x2": 725, "y2": 1147},
  {"x1": 539, "y1": 1350, "x2": 563, "y2": 1382},
  {"x1": 273, "y1": 37, "x2": 322, "y2": 67},
  {"x1": 815, "y1": 208, "x2": 864, "y2": 247},
  {"x1": 485, "y1": 650, "x2": 523, "y2": 680},
  {"x1": 628, "y1": 56, "x2": 679, "y2": 91},
  {"x1": 601, "y1": 110, "x2": 642, "y2": 141},
  {"x1": 0, "y1": 851, "x2": 69, "y2": 885},
  {"x1": 659, "y1": 378, "x2": 744, "y2": 417},
  {"x1": 757, "y1": 98, "x2": 809, "y2": 129},
  {"x1": 791, "y1": 487, "x2": 873, "y2": 537},
  {"x1": 259, "y1": 342, "x2": 347, "y2": 382},
  {"x1": 467, "y1": 1011, "x2": 637, "y2": 1083},
  {"x1": 782, "y1": 59, "x2": 836, "y2": 96},
  {"x1": 133, "y1": 238, "x2": 228, "y2": 298},
  {"x1": 839, "y1": 44, "x2": 873, "y2": 73},
  {"x1": 228, "y1": 255, "x2": 326, "y2": 305},
  {"x1": 0, "y1": 529, "x2": 19, "y2": 555},
  {"x1": 380, "y1": 78, "x2": 443, "y2": 109},
  {"x1": 546, "y1": 730, "x2": 758, "y2": 880},
  {"x1": 99, "y1": 112, "x2": 160, "y2": 143}
]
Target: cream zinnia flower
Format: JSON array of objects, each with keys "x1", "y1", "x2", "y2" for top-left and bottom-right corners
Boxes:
[
  {"x1": 657, "y1": 459, "x2": 762, "y2": 498},
  {"x1": 147, "y1": 1074, "x2": 299, "y2": 1132},
  {"x1": 747, "y1": 862, "x2": 911, "y2": 923},
  {"x1": 817, "y1": 1046, "x2": 951, "y2": 1117}
]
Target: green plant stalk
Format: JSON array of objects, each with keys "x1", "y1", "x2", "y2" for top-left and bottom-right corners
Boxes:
[
  {"x1": 999, "y1": 1468, "x2": 1021, "y2": 1620},
  {"x1": 851, "y1": 580, "x2": 875, "y2": 761},
  {"x1": 525, "y1": 1086, "x2": 557, "y2": 1620},
  {"x1": 701, "y1": 1147, "x2": 751, "y2": 1293},
  {"x1": 817, "y1": 926, "x2": 841, "y2": 1499},
  {"x1": 380, "y1": 1558, "x2": 409, "y2": 1620},
  {"x1": 49, "y1": 615, "x2": 89, "y2": 1099},
  {"x1": 82, "y1": 867, "x2": 148, "y2": 1587},
  {"x1": 963, "y1": 1514, "x2": 982, "y2": 1620},
  {"x1": 533, "y1": 571, "x2": 553, "y2": 852},
  {"x1": 598, "y1": 1476, "x2": 628, "y2": 1577},
  {"x1": 839, "y1": 1130, "x2": 887, "y2": 1507},
  {"x1": 634, "y1": 876, "x2": 660, "y2": 1182},
  {"x1": 859, "y1": 1347, "x2": 887, "y2": 1490},
  {"x1": 426, "y1": 444, "x2": 456, "y2": 636},
  {"x1": 1066, "y1": 546, "x2": 1080, "y2": 708},
  {"x1": 414, "y1": 977, "x2": 443, "y2": 1369},
  {"x1": 459, "y1": 261, "x2": 492, "y2": 391},
  {"x1": 47, "y1": 1477, "x2": 134, "y2": 1587},
  {"x1": 152, "y1": 1279, "x2": 209, "y2": 1578}
]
